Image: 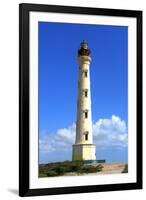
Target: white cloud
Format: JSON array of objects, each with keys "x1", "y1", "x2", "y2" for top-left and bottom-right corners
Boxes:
[
  {"x1": 39, "y1": 124, "x2": 76, "y2": 153},
  {"x1": 39, "y1": 115, "x2": 127, "y2": 153},
  {"x1": 93, "y1": 115, "x2": 127, "y2": 149}
]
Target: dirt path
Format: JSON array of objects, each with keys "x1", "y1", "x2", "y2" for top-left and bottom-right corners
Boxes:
[
  {"x1": 64, "y1": 163, "x2": 127, "y2": 176},
  {"x1": 97, "y1": 163, "x2": 126, "y2": 174}
]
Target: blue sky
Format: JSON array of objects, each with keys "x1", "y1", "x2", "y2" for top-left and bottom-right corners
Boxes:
[{"x1": 38, "y1": 22, "x2": 128, "y2": 164}]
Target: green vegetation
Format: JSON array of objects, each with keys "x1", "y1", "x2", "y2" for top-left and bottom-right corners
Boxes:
[
  {"x1": 39, "y1": 173, "x2": 48, "y2": 177},
  {"x1": 39, "y1": 161, "x2": 103, "y2": 177},
  {"x1": 122, "y1": 164, "x2": 128, "y2": 173}
]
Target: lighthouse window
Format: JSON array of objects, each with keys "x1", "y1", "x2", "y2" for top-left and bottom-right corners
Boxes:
[
  {"x1": 85, "y1": 89, "x2": 88, "y2": 97},
  {"x1": 85, "y1": 133, "x2": 88, "y2": 140},
  {"x1": 82, "y1": 89, "x2": 88, "y2": 97},
  {"x1": 85, "y1": 71, "x2": 88, "y2": 77},
  {"x1": 84, "y1": 131, "x2": 89, "y2": 141},
  {"x1": 85, "y1": 111, "x2": 88, "y2": 118}
]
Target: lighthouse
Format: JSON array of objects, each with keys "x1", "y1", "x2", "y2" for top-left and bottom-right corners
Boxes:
[{"x1": 72, "y1": 40, "x2": 96, "y2": 161}]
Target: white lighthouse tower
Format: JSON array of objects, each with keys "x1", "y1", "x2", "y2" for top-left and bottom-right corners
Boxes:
[{"x1": 72, "y1": 41, "x2": 96, "y2": 161}]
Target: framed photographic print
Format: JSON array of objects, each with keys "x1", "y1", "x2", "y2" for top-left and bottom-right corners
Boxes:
[{"x1": 19, "y1": 3, "x2": 142, "y2": 197}]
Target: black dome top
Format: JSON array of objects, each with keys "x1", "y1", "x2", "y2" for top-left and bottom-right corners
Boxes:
[{"x1": 78, "y1": 40, "x2": 91, "y2": 56}]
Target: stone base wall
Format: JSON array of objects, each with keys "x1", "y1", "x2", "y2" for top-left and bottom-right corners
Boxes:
[{"x1": 72, "y1": 144, "x2": 96, "y2": 161}]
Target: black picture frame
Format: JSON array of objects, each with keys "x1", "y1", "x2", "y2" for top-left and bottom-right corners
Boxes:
[{"x1": 19, "y1": 3, "x2": 143, "y2": 197}]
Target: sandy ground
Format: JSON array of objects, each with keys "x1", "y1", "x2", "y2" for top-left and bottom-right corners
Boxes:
[
  {"x1": 97, "y1": 163, "x2": 126, "y2": 175},
  {"x1": 64, "y1": 163, "x2": 127, "y2": 176}
]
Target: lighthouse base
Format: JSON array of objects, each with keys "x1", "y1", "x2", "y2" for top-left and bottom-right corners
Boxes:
[{"x1": 72, "y1": 144, "x2": 96, "y2": 161}]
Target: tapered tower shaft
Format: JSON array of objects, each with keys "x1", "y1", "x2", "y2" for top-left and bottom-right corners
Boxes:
[{"x1": 72, "y1": 41, "x2": 96, "y2": 161}]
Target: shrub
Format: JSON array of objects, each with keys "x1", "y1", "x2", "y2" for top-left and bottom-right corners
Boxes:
[
  {"x1": 39, "y1": 173, "x2": 48, "y2": 177},
  {"x1": 39, "y1": 161, "x2": 103, "y2": 177},
  {"x1": 122, "y1": 164, "x2": 128, "y2": 173},
  {"x1": 46, "y1": 171, "x2": 58, "y2": 177},
  {"x1": 77, "y1": 164, "x2": 103, "y2": 174},
  {"x1": 54, "y1": 167, "x2": 66, "y2": 175},
  {"x1": 70, "y1": 164, "x2": 81, "y2": 171}
]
